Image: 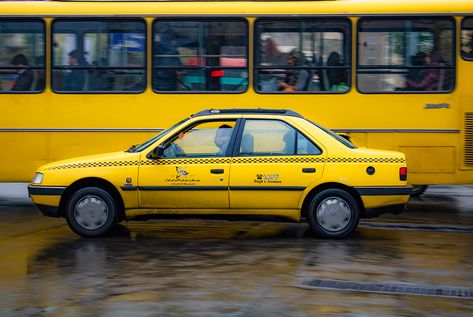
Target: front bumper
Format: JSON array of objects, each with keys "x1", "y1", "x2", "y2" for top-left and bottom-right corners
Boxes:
[
  {"x1": 28, "y1": 185, "x2": 65, "y2": 218},
  {"x1": 36, "y1": 204, "x2": 60, "y2": 218},
  {"x1": 28, "y1": 185, "x2": 66, "y2": 196}
]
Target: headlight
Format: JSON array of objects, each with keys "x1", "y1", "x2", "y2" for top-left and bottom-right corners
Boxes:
[{"x1": 32, "y1": 172, "x2": 44, "y2": 184}]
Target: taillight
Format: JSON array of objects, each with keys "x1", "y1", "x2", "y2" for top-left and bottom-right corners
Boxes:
[
  {"x1": 211, "y1": 70, "x2": 224, "y2": 77},
  {"x1": 399, "y1": 167, "x2": 407, "y2": 181}
]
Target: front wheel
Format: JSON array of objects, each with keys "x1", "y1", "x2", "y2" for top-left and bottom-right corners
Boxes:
[
  {"x1": 307, "y1": 189, "x2": 360, "y2": 239},
  {"x1": 66, "y1": 187, "x2": 118, "y2": 237}
]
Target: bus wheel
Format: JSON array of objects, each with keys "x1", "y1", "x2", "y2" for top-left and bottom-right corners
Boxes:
[
  {"x1": 411, "y1": 185, "x2": 428, "y2": 197},
  {"x1": 66, "y1": 187, "x2": 118, "y2": 237},
  {"x1": 307, "y1": 189, "x2": 360, "y2": 239}
]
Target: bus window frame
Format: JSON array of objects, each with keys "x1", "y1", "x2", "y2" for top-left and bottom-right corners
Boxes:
[
  {"x1": 151, "y1": 17, "x2": 249, "y2": 95},
  {"x1": 356, "y1": 15, "x2": 456, "y2": 95},
  {"x1": 253, "y1": 16, "x2": 352, "y2": 95},
  {"x1": 0, "y1": 18, "x2": 46, "y2": 95},
  {"x1": 461, "y1": 16, "x2": 473, "y2": 61},
  {"x1": 50, "y1": 17, "x2": 147, "y2": 95}
]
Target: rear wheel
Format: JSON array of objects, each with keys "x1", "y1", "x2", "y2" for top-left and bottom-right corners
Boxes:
[
  {"x1": 307, "y1": 189, "x2": 360, "y2": 239},
  {"x1": 66, "y1": 187, "x2": 118, "y2": 237}
]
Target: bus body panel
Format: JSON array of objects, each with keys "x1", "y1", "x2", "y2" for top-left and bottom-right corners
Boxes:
[{"x1": 1, "y1": 1, "x2": 473, "y2": 184}]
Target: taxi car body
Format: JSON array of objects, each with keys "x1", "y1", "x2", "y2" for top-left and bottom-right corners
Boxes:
[{"x1": 28, "y1": 109, "x2": 412, "y2": 238}]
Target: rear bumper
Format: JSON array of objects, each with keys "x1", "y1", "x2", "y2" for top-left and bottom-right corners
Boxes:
[
  {"x1": 363, "y1": 204, "x2": 406, "y2": 218},
  {"x1": 355, "y1": 186, "x2": 411, "y2": 218},
  {"x1": 355, "y1": 186, "x2": 413, "y2": 196}
]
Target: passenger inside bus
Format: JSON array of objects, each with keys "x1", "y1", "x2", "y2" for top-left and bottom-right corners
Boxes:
[
  {"x1": 326, "y1": 52, "x2": 348, "y2": 92},
  {"x1": 10, "y1": 53, "x2": 33, "y2": 91},
  {"x1": 278, "y1": 50, "x2": 311, "y2": 91},
  {"x1": 405, "y1": 51, "x2": 427, "y2": 88},
  {"x1": 89, "y1": 58, "x2": 115, "y2": 91},
  {"x1": 462, "y1": 33, "x2": 473, "y2": 59},
  {"x1": 64, "y1": 49, "x2": 87, "y2": 91},
  {"x1": 405, "y1": 51, "x2": 443, "y2": 91},
  {"x1": 262, "y1": 37, "x2": 286, "y2": 65}
]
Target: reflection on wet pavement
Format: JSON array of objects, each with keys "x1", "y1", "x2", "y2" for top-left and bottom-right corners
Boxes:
[{"x1": 0, "y1": 186, "x2": 472, "y2": 316}]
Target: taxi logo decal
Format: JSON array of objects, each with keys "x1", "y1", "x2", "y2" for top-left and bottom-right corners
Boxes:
[
  {"x1": 175, "y1": 167, "x2": 189, "y2": 178},
  {"x1": 254, "y1": 174, "x2": 281, "y2": 184},
  {"x1": 165, "y1": 166, "x2": 200, "y2": 186}
]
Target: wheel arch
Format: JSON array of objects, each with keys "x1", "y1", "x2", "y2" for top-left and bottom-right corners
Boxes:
[
  {"x1": 58, "y1": 177, "x2": 125, "y2": 221},
  {"x1": 300, "y1": 182, "x2": 365, "y2": 220}
]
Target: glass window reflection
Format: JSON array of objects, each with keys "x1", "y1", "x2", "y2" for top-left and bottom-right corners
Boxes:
[
  {"x1": 357, "y1": 18, "x2": 455, "y2": 93},
  {"x1": 153, "y1": 19, "x2": 248, "y2": 92},
  {"x1": 52, "y1": 19, "x2": 146, "y2": 93},
  {"x1": 0, "y1": 19, "x2": 45, "y2": 93},
  {"x1": 255, "y1": 19, "x2": 350, "y2": 93}
]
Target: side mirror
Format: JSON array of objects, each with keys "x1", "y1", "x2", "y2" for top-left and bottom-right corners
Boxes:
[{"x1": 150, "y1": 145, "x2": 165, "y2": 159}]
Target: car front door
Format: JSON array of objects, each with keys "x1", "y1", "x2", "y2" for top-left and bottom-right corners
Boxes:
[
  {"x1": 138, "y1": 119, "x2": 238, "y2": 210},
  {"x1": 229, "y1": 119, "x2": 325, "y2": 211}
]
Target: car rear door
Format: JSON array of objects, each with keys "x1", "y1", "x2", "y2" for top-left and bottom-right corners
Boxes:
[{"x1": 229, "y1": 118, "x2": 325, "y2": 210}]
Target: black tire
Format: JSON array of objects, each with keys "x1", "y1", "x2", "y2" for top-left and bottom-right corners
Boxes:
[
  {"x1": 65, "y1": 187, "x2": 118, "y2": 237},
  {"x1": 410, "y1": 185, "x2": 428, "y2": 197},
  {"x1": 307, "y1": 189, "x2": 360, "y2": 239}
]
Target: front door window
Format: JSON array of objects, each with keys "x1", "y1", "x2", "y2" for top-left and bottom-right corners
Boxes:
[{"x1": 163, "y1": 121, "x2": 236, "y2": 158}]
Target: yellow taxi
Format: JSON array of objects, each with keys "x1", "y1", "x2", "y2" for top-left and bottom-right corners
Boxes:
[{"x1": 28, "y1": 109, "x2": 411, "y2": 238}]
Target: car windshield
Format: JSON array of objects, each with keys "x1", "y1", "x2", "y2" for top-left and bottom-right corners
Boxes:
[
  {"x1": 129, "y1": 118, "x2": 190, "y2": 153},
  {"x1": 308, "y1": 120, "x2": 357, "y2": 149}
]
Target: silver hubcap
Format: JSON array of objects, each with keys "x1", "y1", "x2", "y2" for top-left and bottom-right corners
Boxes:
[
  {"x1": 74, "y1": 195, "x2": 109, "y2": 230},
  {"x1": 316, "y1": 196, "x2": 352, "y2": 232}
]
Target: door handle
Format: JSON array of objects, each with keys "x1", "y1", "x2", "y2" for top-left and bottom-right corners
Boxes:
[
  {"x1": 211, "y1": 169, "x2": 224, "y2": 174},
  {"x1": 302, "y1": 168, "x2": 316, "y2": 173}
]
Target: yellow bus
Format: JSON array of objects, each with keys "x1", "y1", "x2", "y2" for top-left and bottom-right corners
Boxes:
[{"x1": 1, "y1": 0, "x2": 473, "y2": 195}]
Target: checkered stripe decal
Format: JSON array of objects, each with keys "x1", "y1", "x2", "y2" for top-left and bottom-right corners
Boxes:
[
  {"x1": 45, "y1": 157, "x2": 405, "y2": 170},
  {"x1": 45, "y1": 160, "x2": 140, "y2": 170},
  {"x1": 326, "y1": 157, "x2": 405, "y2": 163},
  {"x1": 232, "y1": 157, "x2": 325, "y2": 164},
  {"x1": 140, "y1": 158, "x2": 232, "y2": 166}
]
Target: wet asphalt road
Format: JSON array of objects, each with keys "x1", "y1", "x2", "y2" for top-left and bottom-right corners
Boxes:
[{"x1": 0, "y1": 185, "x2": 472, "y2": 316}]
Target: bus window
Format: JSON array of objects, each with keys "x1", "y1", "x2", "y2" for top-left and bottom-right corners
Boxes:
[
  {"x1": 52, "y1": 19, "x2": 146, "y2": 93},
  {"x1": 152, "y1": 19, "x2": 248, "y2": 93},
  {"x1": 255, "y1": 18, "x2": 350, "y2": 93},
  {"x1": 0, "y1": 19, "x2": 45, "y2": 93},
  {"x1": 357, "y1": 17, "x2": 455, "y2": 93},
  {"x1": 461, "y1": 18, "x2": 473, "y2": 60}
]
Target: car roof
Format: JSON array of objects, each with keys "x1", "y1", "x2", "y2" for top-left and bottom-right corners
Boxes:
[{"x1": 191, "y1": 109, "x2": 303, "y2": 118}]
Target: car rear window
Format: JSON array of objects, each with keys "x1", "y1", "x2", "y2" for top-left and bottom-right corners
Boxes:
[{"x1": 309, "y1": 120, "x2": 356, "y2": 149}]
